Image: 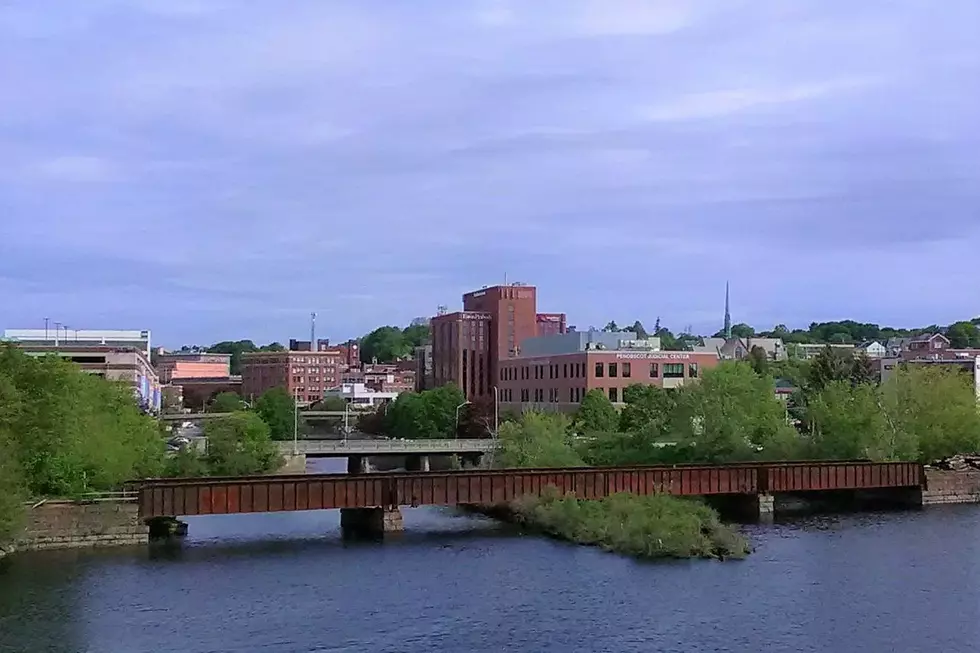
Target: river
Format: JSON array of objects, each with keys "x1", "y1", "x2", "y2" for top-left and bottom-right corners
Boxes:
[{"x1": 3, "y1": 461, "x2": 980, "y2": 652}]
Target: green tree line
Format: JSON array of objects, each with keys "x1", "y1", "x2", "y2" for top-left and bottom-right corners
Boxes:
[{"x1": 0, "y1": 346, "x2": 289, "y2": 543}]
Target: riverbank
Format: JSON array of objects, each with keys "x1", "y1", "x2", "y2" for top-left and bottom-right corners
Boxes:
[{"x1": 509, "y1": 489, "x2": 749, "y2": 560}]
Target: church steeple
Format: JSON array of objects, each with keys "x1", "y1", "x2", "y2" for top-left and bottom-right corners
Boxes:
[{"x1": 723, "y1": 281, "x2": 732, "y2": 339}]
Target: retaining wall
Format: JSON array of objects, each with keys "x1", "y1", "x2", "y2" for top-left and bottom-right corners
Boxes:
[
  {"x1": 923, "y1": 468, "x2": 980, "y2": 505},
  {"x1": 14, "y1": 501, "x2": 148, "y2": 551}
]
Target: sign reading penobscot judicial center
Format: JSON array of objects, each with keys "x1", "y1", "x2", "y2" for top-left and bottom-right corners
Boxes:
[{"x1": 613, "y1": 352, "x2": 692, "y2": 360}]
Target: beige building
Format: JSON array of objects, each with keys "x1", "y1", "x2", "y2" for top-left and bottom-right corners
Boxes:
[{"x1": 17, "y1": 345, "x2": 161, "y2": 412}]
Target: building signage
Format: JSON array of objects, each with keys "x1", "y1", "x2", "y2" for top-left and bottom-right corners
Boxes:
[{"x1": 614, "y1": 352, "x2": 691, "y2": 360}]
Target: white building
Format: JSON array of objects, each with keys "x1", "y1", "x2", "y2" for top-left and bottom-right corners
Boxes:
[
  {"x1": 323, "y1": 382, "x2": 398, "y2": 407},
  {"x1": 3, "y1": 328, "x2": 151, "y2": 358}
]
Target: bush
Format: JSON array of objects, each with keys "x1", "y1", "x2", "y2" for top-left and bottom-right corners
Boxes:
[
  {"x1": 512, "y1": 488, "x2": 749, "y2": 560},
  {"x1": 254, "y1": 387, "x2": 300, "y2": 441},
  {"x1": 204, "y1": 412, "x2": 282, "y2": 476}
]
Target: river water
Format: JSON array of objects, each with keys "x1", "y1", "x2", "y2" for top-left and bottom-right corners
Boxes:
[{"x1": 3, "y1": 461, "x2": 980, "y2": 653}]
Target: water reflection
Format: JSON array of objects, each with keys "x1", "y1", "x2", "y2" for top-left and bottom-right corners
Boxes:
[{"x1": 3, "y1": 478, "x2": 980, "y2": 652}]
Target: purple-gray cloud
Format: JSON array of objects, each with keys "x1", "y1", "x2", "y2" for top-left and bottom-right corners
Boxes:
[{"x1": 1, "y1": 0, "x2": 979, "y2": 346}]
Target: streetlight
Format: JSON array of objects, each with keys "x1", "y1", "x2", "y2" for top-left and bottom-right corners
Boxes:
[
  {"x1": 343, "y1": 400, "x2": 351, "y2": 443},
  {"x1": 454, "y1": 401, "x2": 471, "y2": 436}
]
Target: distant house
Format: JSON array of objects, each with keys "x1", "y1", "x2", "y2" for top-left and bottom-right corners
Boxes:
[
  {"x1": 904, "y1": 333, "x2": 951, "y2": 359},
  {"x1": 855, "y1": 340, "x2": 887, "y2": 358},
  {"x1": 692, "y1": 337, "x2": 726, "y2": 356},
  {"x1": 885, "y1": 337, "x2": 912, "y2": 357},
  {"x1": 718, "y1": 337, "x2": 787, "y2": 361},
  {"x1": 792, "y1": 343, "x2": 855, "y2": 360}
]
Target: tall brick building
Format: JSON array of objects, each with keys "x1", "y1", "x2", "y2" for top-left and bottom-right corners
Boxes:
[
  {"x1": 432, "y1": 283, "x2": 566, "y2": 401},
  {"x1": 430, "y1": 311, "x2": 493, "y2": 401}
]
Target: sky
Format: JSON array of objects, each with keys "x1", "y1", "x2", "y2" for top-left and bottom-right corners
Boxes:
[{"x1": 1, "y1": 0, "x2": 979, "y2": 348}]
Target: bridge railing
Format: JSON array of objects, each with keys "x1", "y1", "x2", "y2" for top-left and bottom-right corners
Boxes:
[{"x1": 282, "y1": 439, "x2": 498, "y2": 455}]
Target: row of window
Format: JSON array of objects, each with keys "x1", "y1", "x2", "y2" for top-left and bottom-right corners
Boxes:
[
  {"x1": 501, "y1": 362, "x2": 589, "y2": 381},
  {"x1": 506, "y1": 386, "x2": 607, "y2": 403},
  {"x1": 500, "y1": 361, "x2": 700, "y2": 381}
]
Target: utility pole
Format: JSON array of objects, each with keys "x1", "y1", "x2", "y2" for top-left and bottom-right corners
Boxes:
[
  {"x1": 44, "y1": 317, "x2": 49, "y2": 342},
  {"x1": 53, "y1": 322, "x2": 61, "y2": 347}
]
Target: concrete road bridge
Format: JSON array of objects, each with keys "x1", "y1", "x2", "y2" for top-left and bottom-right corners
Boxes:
[
  {"x1": 135, "y1": 460, "x2": 925, "y2": 538},
  {"x1": 161, "y1": 411, "x2": 363, "y2": 422},
  {"x1": 277, "y1": 438, "x2": 498, "y2": 473}
]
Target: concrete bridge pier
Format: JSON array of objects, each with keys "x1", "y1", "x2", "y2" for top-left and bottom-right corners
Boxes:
[
  {"x1": 405, "y1": 455, "x2": 430, "y2": 472},
  {"x1": 347, "y1": 455, "x2": 370, "y2": 475},
  {"x1": 278, "y1": 453, "x2": 307, "y2": 474},
  {"x1": 340, "y1": 507, "x2": 404, "y2": 539},
  {"x1": 147, "y1": 516, "x2": 189, "y2": 539},
  {"x1": 707, "y1": 493, "x2": 775, "y2": 523}
]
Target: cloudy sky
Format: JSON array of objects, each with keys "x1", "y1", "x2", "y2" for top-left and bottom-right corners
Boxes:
[{"x1": 2, "y1": 1, "x2": 978, "y2": 347}]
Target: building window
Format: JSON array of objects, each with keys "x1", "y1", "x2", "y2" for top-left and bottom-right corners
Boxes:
[
  {"x1": 622, "y1": 362, "x2": 631, "y2": 378},
  {"x1": 689, "y1": 363, "x2": 699, "y2": 378},
  {"x1": 563, "y1": 363, "x2": 568, "y2": 378},
  {"x1": 663, "y1": 363, "x2": 684, "y2": 378},
  {"x1": 608, "y1": 362, "x2": 618, "y2": 378},
  {"x1": 609, "y1": 387, "x2": 618, "y2": 402},
  {"x1": 649, "y1": 363, "x2": 659, "y2": 378},
  {"x1": 569, "y1": 387, "x2": 575, "y2": 402},
  {"x1": 595, "y1": 362, "x2": 604, "y2": 377}
]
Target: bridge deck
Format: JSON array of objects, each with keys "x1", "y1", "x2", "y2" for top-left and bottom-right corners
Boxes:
[
  {"x1": 136, "y1": 461, "x2": 923, "y2": 519},
  {"x1": 279, "y1": 439, "x2": 497, "y2": 457}
]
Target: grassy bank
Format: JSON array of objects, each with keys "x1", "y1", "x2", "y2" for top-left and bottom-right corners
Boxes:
[{"x1": 512, "y1": 488, "x2": 750, "y2": 560}]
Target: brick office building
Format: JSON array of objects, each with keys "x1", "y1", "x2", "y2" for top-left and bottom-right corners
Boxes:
[
  {"x1": 241, "y1": 349, "x2": 343, "y2": 405},
  {"x1": 430, "y1": 311, "x2": 493, "y2": 401},
  {"x1": 431, "y1": 283, "x2": 555, "y2": 402},
  {"x1": 535, "y1": 312, "x2": 567, "y2": 337},
  {"x1": 156, "y1": 352, "x2": 231, "y2": 383},
  {"x1": 496, "y1": 350, "x2": 720, "y2": 412}
]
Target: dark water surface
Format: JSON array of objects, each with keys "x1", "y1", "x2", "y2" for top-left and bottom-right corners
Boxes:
[{"x1": 3, "y1": 466, "x2": 980, "y2": 653}]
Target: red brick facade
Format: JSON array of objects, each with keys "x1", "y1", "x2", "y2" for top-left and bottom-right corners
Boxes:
[
  {"x1": 242, "y1": 350, "x2": 343, "y2": 404},
  {"x1": 497, "y1": 350, "x2": 720, "y2": 410},
  {"x1": 431, "y1": 311, "x2": 493, "y2": 401}
]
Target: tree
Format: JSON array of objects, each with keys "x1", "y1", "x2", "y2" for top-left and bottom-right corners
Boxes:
[
  {"x1": 458, "y1": 397, "x2": 496, "y2": 438},
  {"x1": 881, "y1": 365, "x2": 980, "y2": 462},
  {"x1": 946, "y1": 321, "x2": 979, "y2": 348},
  {"x1": 164, "y1": 447, "x2": 209, "y2": 478},
  {"x1": 0, "y1": 344, "x2": 163, "y2": 499},
  {"x1": 204, "y1": 412, "x2": 282, "y2": 476},
  {"x1": 618, "y1": 384, "x2": 675, "y2": 436},
  {"x1": 747, "y1": 345, "x2": 770, "y2": 376},
  {"x1": 603, "y1": 321, "x2": 620, "y2": 332},
  {"x1": 807, "y1": 381, "x2": 900, "y2": 460},
  {"x1": 311, "y1": 396, "x2": 347, "y2": 411},
  {"x1": 671, "y1": 362, "x2": 800, "y2": 462},
  {"x1": 808, "y1": 347, "x2": 875, "y2": 392},
  {"x1": 0, "y1": 373, "x2": 24, "y2": 541},
  {"x1": 384, "y1": 384, "x2": 467, "y2": 439},
  {"x1": 574, "y1": 389, "x2": 618, "y2": 433},
  {"x1": 210, "y1": 391, "x2": 245, "y2": 413},
  {"x1": 402, "y1": 323, "x2": 430, "y2": 349},
  {"x1": 208, "y1": 340, "x2": 284, "y2": 374},
  {"x1": 629, "y1": 321, "x2": 648, "y2": 339},
  {"x1": 731, "y1": 323, "x2": 755, "y2": 338},
  {"x1": 496, "y1": 412, "x2": 584, "y2": 468},
  {"x1": 359, "y1": 326, "x2": 408, "y2": 363},
  {"x1": 655, "y1": 326, "x2": 681, "y2": 351},
  {"x1": 254, "y1": 387, "x2": 300, "y2": 441}
]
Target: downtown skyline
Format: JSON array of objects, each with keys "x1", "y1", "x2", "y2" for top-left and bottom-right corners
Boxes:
[{"x1": 2, "y1": 1, "x2": 979, "y2": 347}]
